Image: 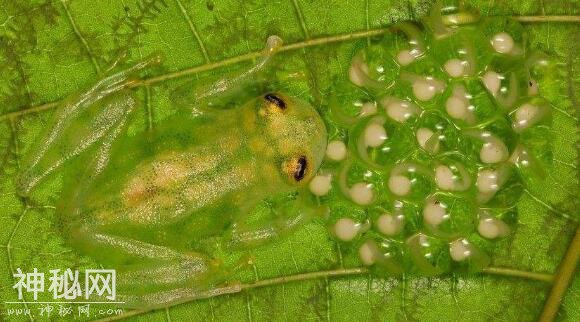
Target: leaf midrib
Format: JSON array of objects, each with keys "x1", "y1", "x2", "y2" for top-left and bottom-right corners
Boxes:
[{"x1": 93, "y1": 265, "x2": 556, "y2": 322}]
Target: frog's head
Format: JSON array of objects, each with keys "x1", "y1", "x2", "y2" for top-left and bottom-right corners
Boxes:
[{"x1": 246, "y1": 92, "x2": 327, "y2": 186}]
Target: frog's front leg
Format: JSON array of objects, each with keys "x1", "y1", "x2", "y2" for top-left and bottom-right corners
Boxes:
[
  {"x1": 226, "y1": 192, "x2": 328, "y2": 248},
  {"x1": 172, "y1": 35, "x2": 282, "y2": 116},
  {"x1": 17, "y1": 55, "x2": 161, "y2": 196}
]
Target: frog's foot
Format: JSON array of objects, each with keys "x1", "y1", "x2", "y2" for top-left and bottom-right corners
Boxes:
[
  {"x1": 102, "y1": 49, "x2": 133, "y2": 75},
  {"x1": 72, "y1": 229, "x2": 231, "y2": 307},
  {"x1": 84, "y1": 258, "x2": 233, "y2": 309},
  {"x1": 17, "y1": 55, "x2": 161, "y2": 195},
  {"x1": 90, "y1": 53, "x2": 161, "y2": 94},
  {"x1": 114, "y1": 255, "x2": 220, "y2": 287},
  {"x1": 110, "y1": 258, "x2": 228, "y2": 308},
  {"x1": 115, "y1": 281, "x2": 243, "y2": 309},
  {"x1": 109, "y1": 255, "x2": 254, "y2": 308}
]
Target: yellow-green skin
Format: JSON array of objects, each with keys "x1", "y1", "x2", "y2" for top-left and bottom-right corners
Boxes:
[
  {"x1": 73, "y1": 93, "x2": 326, "y2": 245},
  {"x1": 18, "y1": 67, "x2": 327, "y2": 305}
]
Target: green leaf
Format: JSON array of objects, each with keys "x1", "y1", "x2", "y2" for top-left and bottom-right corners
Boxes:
[{"x1": 0, "y1": 0, "x2": 577, "y2": 321}]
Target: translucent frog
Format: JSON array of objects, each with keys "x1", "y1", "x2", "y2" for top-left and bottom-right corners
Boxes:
[{"x1": 17, "y1": 36, "x2": 327, "y2": 306}]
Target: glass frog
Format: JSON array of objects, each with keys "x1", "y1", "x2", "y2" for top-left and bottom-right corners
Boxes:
[{"x1": 17, "y1": 36, "x2": 328, "y2": 306}]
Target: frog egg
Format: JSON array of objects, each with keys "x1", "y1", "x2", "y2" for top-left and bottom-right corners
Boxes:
[
  {"x1": 382, "y1": 98, "x2": 420, "y2": 123},
  {"x1": 449, "y1": 239, "x2": 472, "y2": 262},
  {"x1": 360, "y1": 238, "x2": 405, "y2": 274},
  {"x1": 334, "y1": 218, "x2": 363, "y2": 242},
  {"x1": 476, "y1": 169, "x2": 499, "y2": 194},
  {"x1": 412, "y1": 79, "x2": 440, "y2": 101},
  {"x1": 359, "y1": 240, "x2": 380, "y2": 265},
  {"x1": 491, "y1": 32, "x2": 514, "y2": 54},
  {"x1": 397, "y1": 50, "x2": 415, "y2": 66},
  {"x1": 416, "y1": 128, "x2": 440, "y2": 153},
  {"x1": 478, "y1": 164, "x2": 517, "y2": 204},
  {"x1": 478, "y1": 216, "x2": 510, "y2": 239},
  {"x1": 406, "y1": 233, "x2": 447, "y2": 275},
  {"x1": 309, "y1": 174, "x2": 332, "y2": 196},
  {"x1": 349, "y1": 58, "x2": 369, "y2": 87},
  {"x1": 528, "y1": 79, "x2": 539, "y2": 96},
  {"x1": 388, "y1": 175, "x2": 411, "y2": 196},
  {"x1": 509, "y1": 145, "x2": 545, "y2": 179},
  {"x1": 360, "y1": 101, "x2": 378, "y2": 117},
  {"x1": 436, "y1": 162, "x2": 471, "y2": 192},
  {"x1": 512, "y1": 103, "x2": 539, "y2": 132},
  {"x1": 388, "y1": 163, "x2": 433, "y2": 199},
  {"x1": 435, "y1": 165, "x2": 456, "y2": 190},
  {"x1": 444, "y1": 58, "x2": 465, "y2": 78},
  {"x1": 349, "y1": 182, "x2": 374, "y2": 205},
  {"x1": 377, "y1": 213, "x2": 404, "y2": 236},
  {"x1": 423, "y1": 199, "x2": 448, "y2": 226},
  {"x1": 482, "y1": 71, "x2": 502, "y2": 96},
  {"x1": 364, "y1": 123, "x2": 388, "y2": 148},
  {"x1": 326, "y1": 140, "x2": 347, "y2": 161},
  {"x1": 480, "y1": 139, "x2": 509, "y2": 164},
  {"x1": 478, "y1": 220, "x2": 499, "y2": 239},
  {"x1": 445, "y1": 95, "x2": 469, "y2": 120}
]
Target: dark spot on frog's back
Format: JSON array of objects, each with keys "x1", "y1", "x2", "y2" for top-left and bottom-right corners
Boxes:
[
  {"x1": 264, "y1": 93, "x2": 286, "y2": 110},
  {"x1": 294, "y1": 156, "x2": 307, "y2": 181}
]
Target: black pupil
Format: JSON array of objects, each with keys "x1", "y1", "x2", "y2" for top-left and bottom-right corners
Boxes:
[
  {"x1": 265, "y1": 93, "x2": 286, "y2": 109},
  {"x1": 294, "y1": 156, "x2": 307, "y2": 181}
]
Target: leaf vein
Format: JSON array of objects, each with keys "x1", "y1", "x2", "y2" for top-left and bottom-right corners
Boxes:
[
  {"x1": 173, "y1": 0, "x2": 211, "y2": 63},
  {"x1": 524, "y1": 189, "x2": 573, "y2": 221},
  {"x1": 324, "y1": 277, "x2": 331, "y2": 322},
  {"x1": 291, "y1": 0, "x2": 310, "y2": 39},
  {"x1": 551, "y1": 102, "x2": 578, "y2": 121},
  {"x1": 59, "y1": 0, "x2": 101, "y2": 74},
  {"x1": 245, "y1": 292, "x2": 253, "y2": 322},
  {"x1": 164, "y1": 307, "x2": 171, "y2": 321},
  {"x1": 554, "y1": 158, "x2": 577, "y2": 170},
  {"x1": 365, "y1": 0, "x2": 371, "y2": 46}
]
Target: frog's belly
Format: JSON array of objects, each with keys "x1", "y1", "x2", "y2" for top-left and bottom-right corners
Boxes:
[
  {"x1": 90, "y1": 144, "x2": 257, "y2": 226},
  {"x1": 121, "y1": 163, "x2": 255, "y2": 225}
]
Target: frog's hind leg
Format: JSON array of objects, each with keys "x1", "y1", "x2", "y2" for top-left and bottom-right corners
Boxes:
[
  {"x1": 69, "y1": 227, "x2": 228, "y2": 307},
  {"x1": 116, "y1": 283, "x2": 241, "y2": 309},
  {"x1": 112, "y1": 260, "x2": 239, "y2": 308},
  {"x1": 17, "y1": 55, "x2": 161, "y2": 196}
]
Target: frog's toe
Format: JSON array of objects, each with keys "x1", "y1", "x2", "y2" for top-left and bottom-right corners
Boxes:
[
  {"x1": 116, "y1": 252, "x2": 223, "y2": 287},
  {"x1": 115, "y1": 283, "x2": 242, "y2": 309}
]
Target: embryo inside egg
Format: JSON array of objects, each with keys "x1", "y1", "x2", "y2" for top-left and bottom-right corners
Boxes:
[{"x1": 311, "y1": 4, "x2": 553, "y2": 276}]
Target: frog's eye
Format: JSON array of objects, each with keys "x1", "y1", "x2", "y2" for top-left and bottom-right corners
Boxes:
[
  {"x1": 283, "y1": 155, "x2": 309, "y2": 182},
  {"x1": 264, "y1": 93, "x2": 287, "y2": 110}
]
